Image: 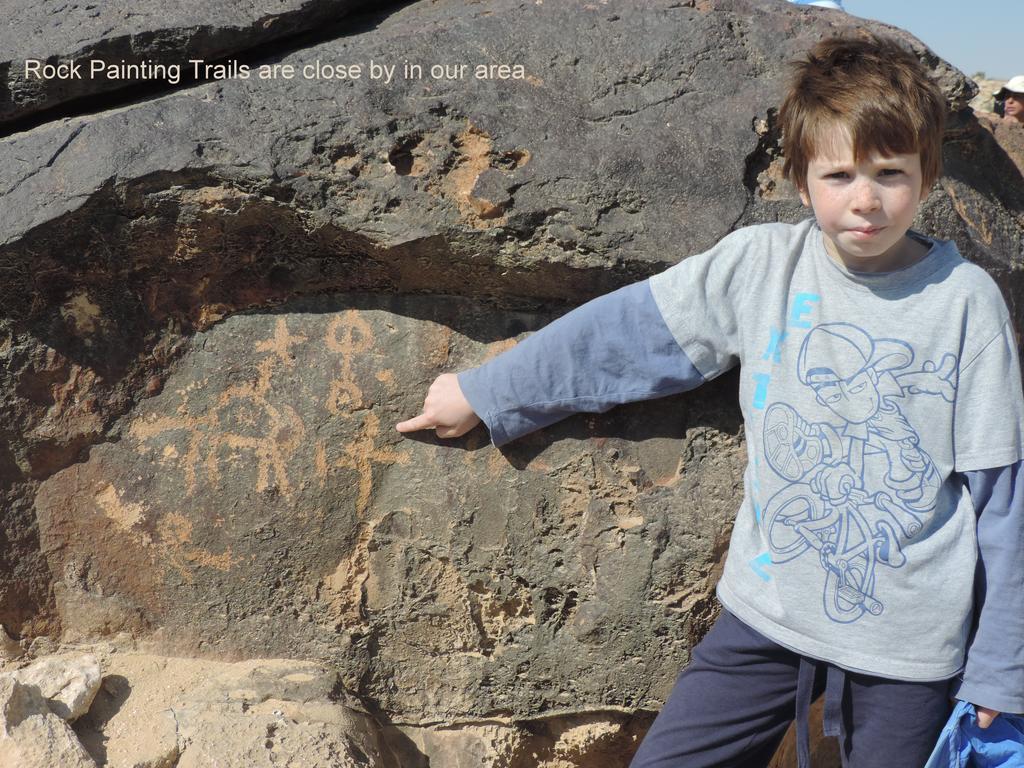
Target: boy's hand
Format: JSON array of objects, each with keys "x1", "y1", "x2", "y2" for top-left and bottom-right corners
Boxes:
[
  {"x1": 977, "y1": 705, "x2": 1000, "y2": 729},
  {"x1": 396, "y1": 373, "x2": 481, "y2": 439}
]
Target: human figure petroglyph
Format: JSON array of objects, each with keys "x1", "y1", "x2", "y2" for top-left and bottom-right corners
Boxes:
[
  {"x1": 320, "y1": 310, "x2": 412, "y2": 511},
  {"x1": 317, "y1": 411, "x2": 410, "y2": 628},
  {"x1": 130, "y1": 320, "x2": 307, "y2": 502},
  {"x1": 255, "y1": 317, "x2": 307, "y2": 366},
  {"x1": 325, "y1": 310, "x2": 375, "y2": 414},
  {"x1": 329, "y1": 410, "x2": 410, "y2": 515},
  {"x1": 127, "y1": 310, "x2": 419, "y2": 597}
]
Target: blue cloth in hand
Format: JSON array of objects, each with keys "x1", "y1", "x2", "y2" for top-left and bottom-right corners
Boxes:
[{"x1": 925, "y1": 700, "x2": 1024, "y2": 767}]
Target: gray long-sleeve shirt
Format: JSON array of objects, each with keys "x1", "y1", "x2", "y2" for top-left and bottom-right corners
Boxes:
[{"x1": 458, "y1": 218, "x2": 1024, "y2": 712}]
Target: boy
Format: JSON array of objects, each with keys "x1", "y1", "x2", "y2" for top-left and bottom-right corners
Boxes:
[{"x1": 396, "y1": 35, "x2": 1024, "y2": 767}]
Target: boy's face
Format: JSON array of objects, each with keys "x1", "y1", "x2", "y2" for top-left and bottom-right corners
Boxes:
[{"x1": 799, "y1": 130, "x2": 925, "y2": 273}]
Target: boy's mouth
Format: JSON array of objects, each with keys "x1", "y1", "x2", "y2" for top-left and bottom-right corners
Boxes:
[{"x1": 848, "y1": 225, "x2": 884, "y2": 238}]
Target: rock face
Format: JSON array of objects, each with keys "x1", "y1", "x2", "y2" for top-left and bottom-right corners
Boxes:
[
  {"x1": 0, "y1": 0, "x2": 383, "y2": 125},
  {"x1": 1, "y1": 1, "x2": 1022, "y2": 766},
  {"x1": 33, "y1": 297, "x2": 740, "y2": 723},
  {"x1": 977, "y1": 112, "x2": 1024, "y2": 178},
  {"x1": 0, "y1": 628, "x2": 21, "y2": 662}
]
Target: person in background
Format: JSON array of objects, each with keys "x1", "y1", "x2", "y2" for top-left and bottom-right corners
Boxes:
[{"x1": 995, "y1": 76, "x2": 1024, "y2": 124}]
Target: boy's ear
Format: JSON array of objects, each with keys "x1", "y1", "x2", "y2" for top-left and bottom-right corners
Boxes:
[{"x1": 798, "y1": 185, "x2": 811, "y2": 207}]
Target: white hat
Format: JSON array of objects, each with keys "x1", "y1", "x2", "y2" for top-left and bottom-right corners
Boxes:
[
  {"x1": 995, "y1": 75, "x2": 1024, "y2": 100},
  {"x1": 788, "y1": 0, "x2": 845, "y2": 9}
]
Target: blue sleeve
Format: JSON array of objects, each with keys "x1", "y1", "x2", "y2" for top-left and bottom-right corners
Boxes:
[
  {"x1": 456, "y1": 279, "x2": 706, "y2": 447},
  {"x1": 954, "y1": 461, "x2": 1024, "y2": 714}
]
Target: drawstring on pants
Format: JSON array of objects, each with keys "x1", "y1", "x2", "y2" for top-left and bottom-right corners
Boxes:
[{"x1": 796, "y1": 656, "x2": 849, "y2": 768}]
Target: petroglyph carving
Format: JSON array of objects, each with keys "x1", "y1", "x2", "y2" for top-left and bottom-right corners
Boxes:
[
  {"x1": 316, "y1": 309, "x2": 414, "y2": 628},
  {"x1": 333, "y1": 411, "x2": 410, "y2": 514},
  {"x1": 130, "y1": 318, "x2": 307, "y2": 502},
  {"x1": 325, "y1": 310, "x2": 374, "y2": 414},
  {"x1": 320, "y1": 310, "x2": 412, "y2": 512},
  {"x1": 95, "y1": 483, "x2": 150, "y2": 543},
  {"x1": 318, "y1": 410, "x2": 411, "y2": 628},
  {"x1": 255, "y1": 317, "x2": 308, "y2": 366},
  {"x1": 93, "y1": 484, "x2": 235, "y2": 584},
  {"x1": 157, "y1": 512, "x2": 236, "y2": 584}
]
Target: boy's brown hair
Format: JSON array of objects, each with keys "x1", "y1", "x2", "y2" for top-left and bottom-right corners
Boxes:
[{"x1": 779, "y1": 34, "x2": 947, "y2": 193}]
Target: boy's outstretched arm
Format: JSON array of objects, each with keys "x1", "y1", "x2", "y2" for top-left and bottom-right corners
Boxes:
[
  {"x1": 396, "y1": 278, "x2": 713, "y2": 446},
  {"x1": 956, "y1": 461, "x2": 1024, "y2": 726}
]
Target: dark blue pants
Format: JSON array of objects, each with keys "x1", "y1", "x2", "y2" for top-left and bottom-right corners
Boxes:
[{"x1": 629, "y1": 609, "x2": 954, "y2": 768}]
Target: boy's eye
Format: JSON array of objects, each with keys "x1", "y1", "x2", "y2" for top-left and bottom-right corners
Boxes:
[
  {"x1": 879, "y1": 168, "x2": 903, "y2": 176},
  {"x1": 826, "y1": 172, "x2": 849, "y2": 179}
]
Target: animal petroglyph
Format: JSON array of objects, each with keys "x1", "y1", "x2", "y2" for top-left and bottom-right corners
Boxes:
[
  {"x1": 94, "y1": 483, "x2": 235, "y2": 585},
  {"x1": 157, "y1": 512, "x2": 236, "y2": 584}
]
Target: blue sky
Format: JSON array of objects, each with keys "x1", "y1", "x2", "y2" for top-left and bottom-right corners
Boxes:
[{"x1": 844, "y1": 1, "x2": 1021, "y2": 80}]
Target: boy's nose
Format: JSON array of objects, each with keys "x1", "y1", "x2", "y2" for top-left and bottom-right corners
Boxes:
[{"x1": 850, "y1": 179, "x2": 881, "y2": 212}]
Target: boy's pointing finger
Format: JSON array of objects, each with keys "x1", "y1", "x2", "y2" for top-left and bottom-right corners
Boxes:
[{"x1": 395, "y1": 413, "x2": 435, "y2": 433}]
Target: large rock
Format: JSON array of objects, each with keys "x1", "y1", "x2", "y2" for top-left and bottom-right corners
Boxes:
[
  {"x1": 0, "y1": 676, "x2": 96, "y2": 768},
  {"x1": 2, "y1": 1, "x2": 1023, "y2": 766},
  {"x1": 1, "y1": 654, "x2": 101, "y2": 721},
  {"x1": 71, "y1": 650, "x2": 387, "y2": 768},
  {"x1": 977, "y1": 112, "x2": 1024, "y2": 177},
  {"x1": 33, "y1": 296, "x2": 739, "y2": 723}
]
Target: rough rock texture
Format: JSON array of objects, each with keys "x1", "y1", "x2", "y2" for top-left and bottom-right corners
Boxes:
[
  {"x1": 977, "y1": 112, "x2": 1024, "y2": 178},
  {"x1": 1, "y1": 653, "x2": 101, "y2": 721},
  {"x1": 970, "y1": 77, "x2": 1009, "y2": 115},
  {"x1": 0, "y1": 640, "x2": 649, "y2": 768},
  {"x1": 0, "y1": 676, "x2": 97, "y2": 768},
  {"x1": 2, "y1": 1, "x2": 1023, "y2": 766},
  {"x1": 0, "y1": 629, "x2": 21, "y2": 662},
  {"x1": 32, "y1": 297, "x2": 740, "y2": 722},
  {"x1": 69, "y1": 646, "x2": 388, "y2": 768},
  {"x1": 1, "y1": 0, "x2": 387, "y2": 126}
]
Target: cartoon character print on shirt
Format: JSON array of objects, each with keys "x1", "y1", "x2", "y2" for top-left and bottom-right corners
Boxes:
[{"x1": 760, "y1": 322, "x2": 957, "y2": 623}]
